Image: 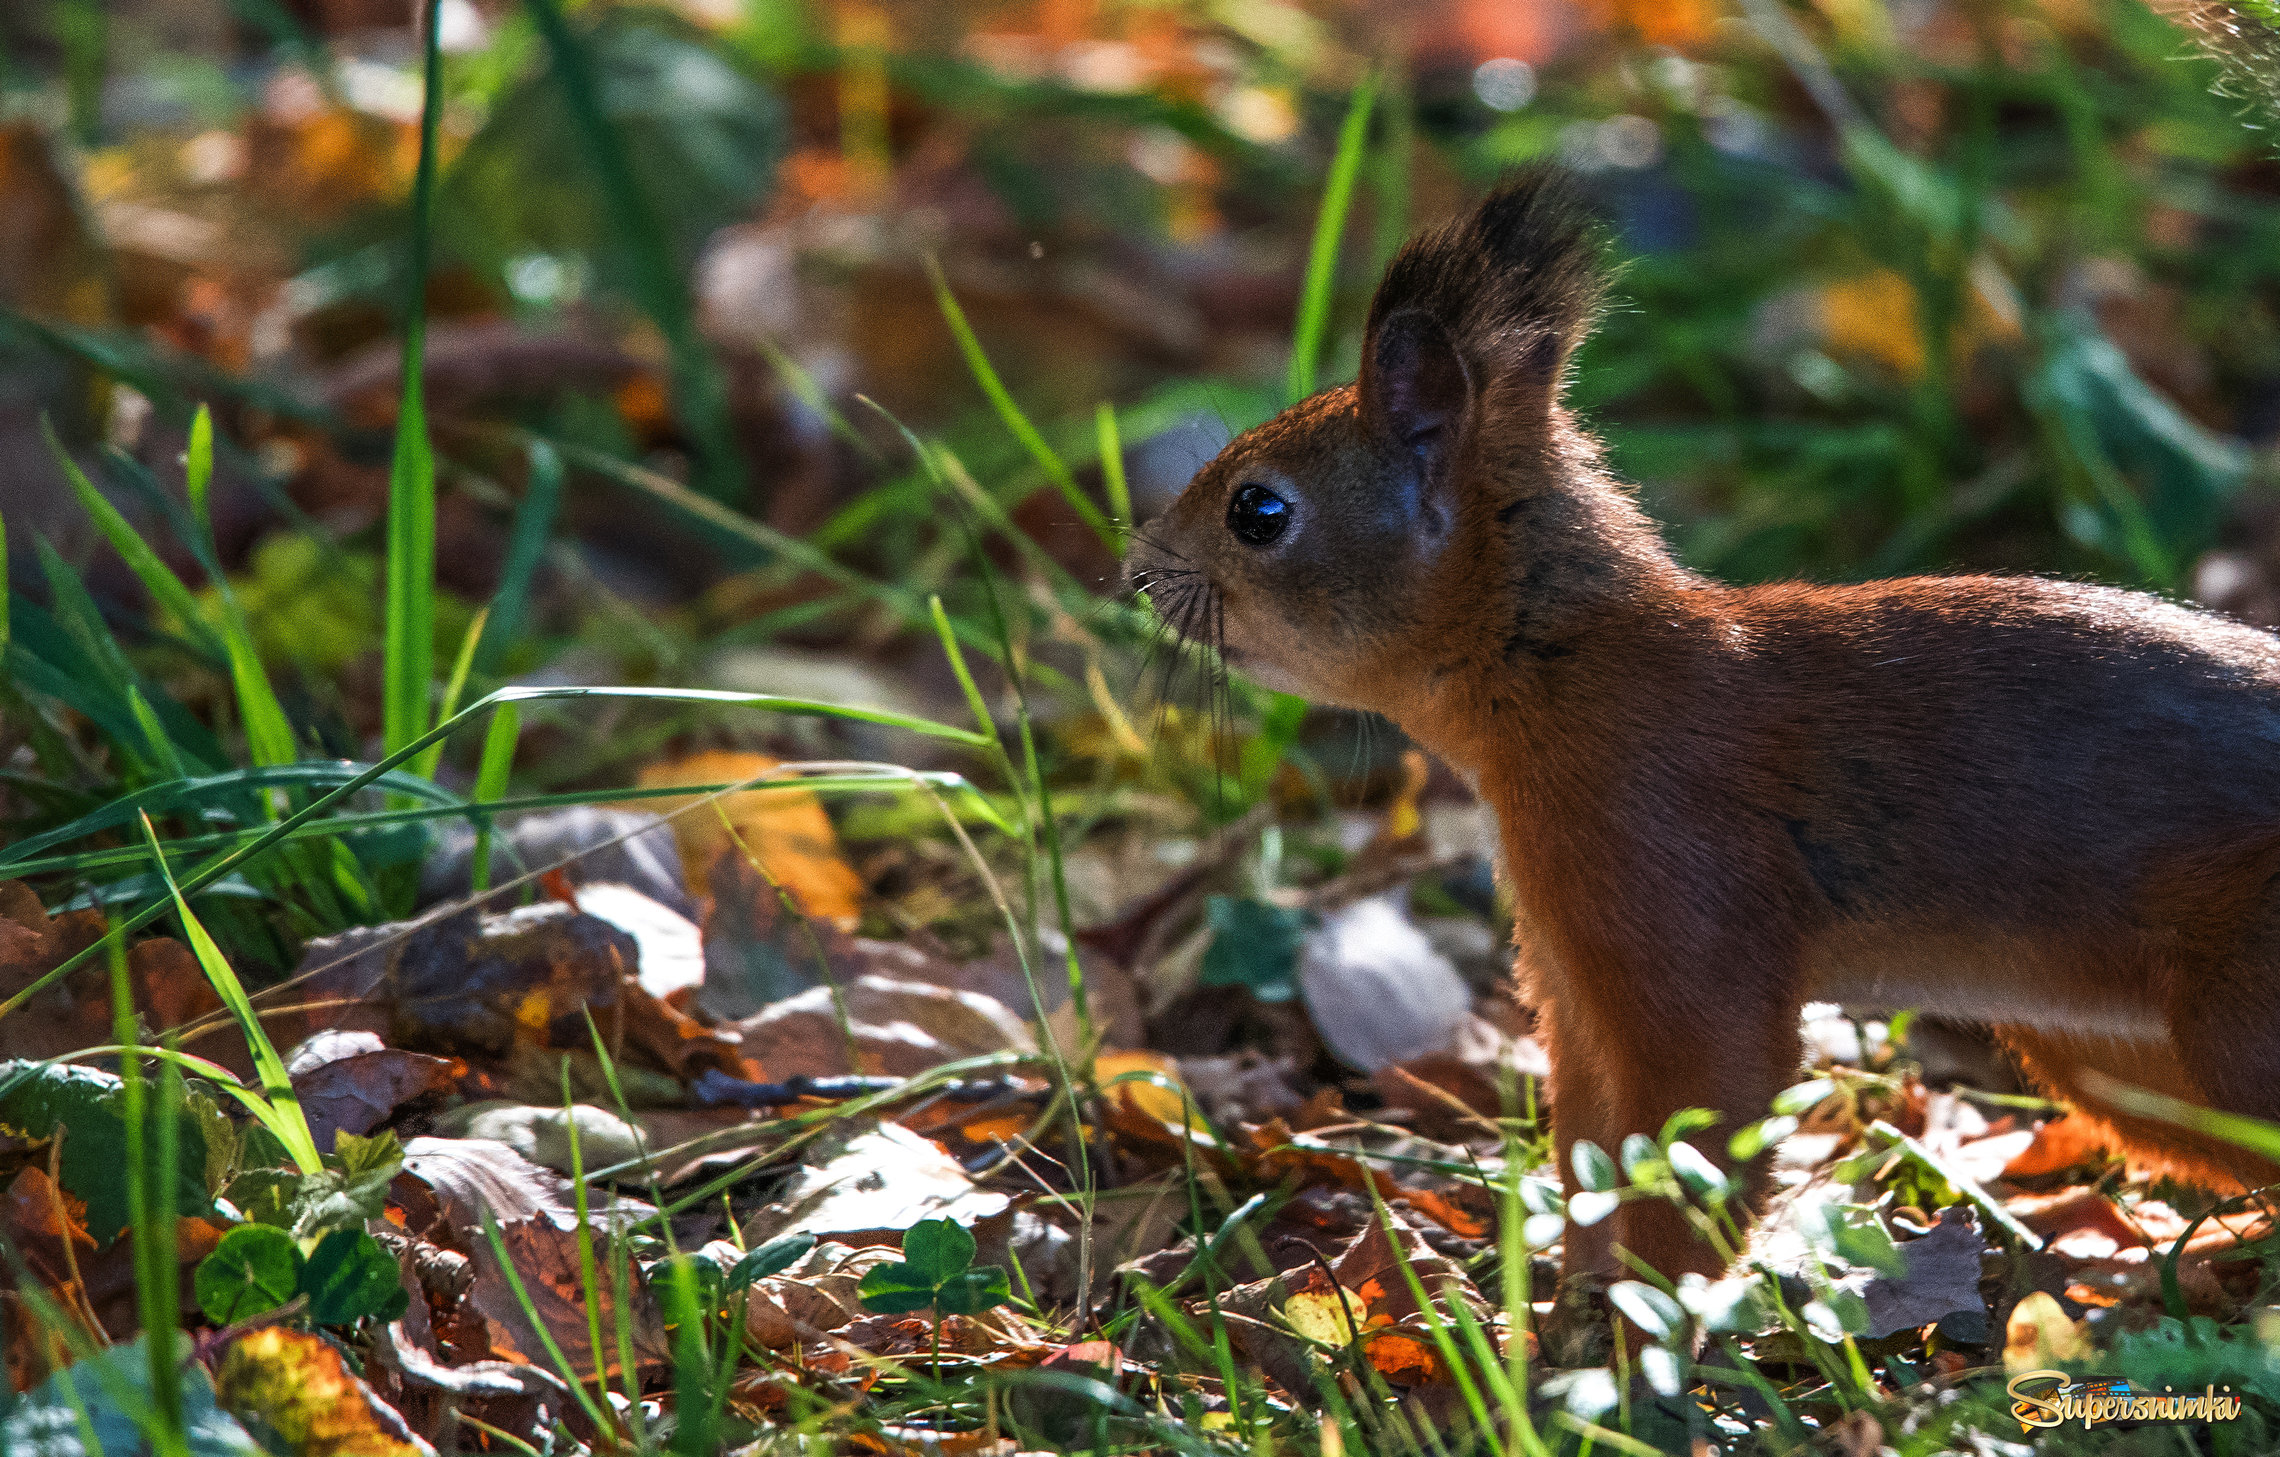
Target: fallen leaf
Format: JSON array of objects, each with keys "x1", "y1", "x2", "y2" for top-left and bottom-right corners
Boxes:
[
  {"x1": 419, "y1": 807, "x2": 695, "y2": 918},
  {"x1": 2003, "y1": 1290, "x2": 2091, "y2": 1372},
  {"x1": 733, "y1": 1238, "x2": 896, "y2": 1348},
  {"x1": 291, "y1": 901, "x2": 742, "y2": 1081},
  {"x1": 1282, "y1": 1286, "x2": 1368, "y2": 1346},
  {"x1": 1362, "y1": 1330, "x2": 1438, "y2": 1383},
  {"x1": 1295, "y1": 893, "x2": 1471, "y2": 1072},
  {"x1": 438, "y1": 1101, "x2": 651, "y2": 1175},
  {"x1": 639, "y1": 750, "x2": 865, "y2": 925},
  {"x1": 1095, "y1": 1049, "x2": 1202, "y2": 1131},
  {"x1": 287, "y1": 1031, "x2": 459, "y2": 1153},
  {"x1": 743, "y1": 1120, "x2": 1009, "y2": 1249},
  {"x1": 572, "y1": 882, "x2": 706, "y2": 998},
  {"x1": 2002, "y1": 1117, "x2": 2116, "y2": 1180},
  {"x1": 395, "y1": 1136, "x2": 665, "y2": 1375},
  {"x1": 216, "y1": 1326, "x2": 431, "y2": 1457},
  {"x1": 1856, "y1": 1207, "x2": 1990, "y2": 1338},
  {"x1": 734, "y1": 974, "x2": 1035, "y2": 1080},
  {"x1": 0, "y1": 883, "x2": 225, "y2": 1066}
]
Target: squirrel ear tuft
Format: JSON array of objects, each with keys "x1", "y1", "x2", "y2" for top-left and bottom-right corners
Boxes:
[{"x1": 1361, "y1": 166, "x2": 1603, "y2": 415}]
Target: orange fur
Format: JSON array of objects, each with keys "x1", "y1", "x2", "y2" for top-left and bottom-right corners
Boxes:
[{"x1": 1128, "y1": 171, "x2": 2280, "y2": 1286}]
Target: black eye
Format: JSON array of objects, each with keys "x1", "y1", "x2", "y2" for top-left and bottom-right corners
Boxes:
[{"x1": 1227, "y1": 483, "x2": 1290, "y2": 546}]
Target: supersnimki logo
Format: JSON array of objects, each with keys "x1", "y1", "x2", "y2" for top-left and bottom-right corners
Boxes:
[{"x1": 2007, "y1": 1371, "x2": 2244, "y2": 1432}]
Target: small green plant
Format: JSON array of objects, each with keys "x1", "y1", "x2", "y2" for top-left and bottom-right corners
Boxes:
[{"x1": 857, "y1": 1217, "x2": 1012, "y2": 1318}]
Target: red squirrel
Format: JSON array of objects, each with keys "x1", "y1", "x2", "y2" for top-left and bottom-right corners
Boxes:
[{"x1": 1126, "y1": 170, "x2": 2280, "y2": 1292}]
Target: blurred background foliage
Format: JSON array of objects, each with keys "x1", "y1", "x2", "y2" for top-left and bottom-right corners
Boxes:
[{"x1": 7, "y1": 0, "x2": 2280, "y2": 906}]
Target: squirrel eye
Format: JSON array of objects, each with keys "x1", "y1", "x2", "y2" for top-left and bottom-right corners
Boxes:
[{"x1": 1227, "y1": 483, "x2": 1290, "y2": 546}]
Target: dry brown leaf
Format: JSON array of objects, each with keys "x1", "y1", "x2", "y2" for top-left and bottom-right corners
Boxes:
[
  {"x1": 733, "y1": 974, "x2": 1034, "y2": 1080},
  {"x1": 288, "y1": 1032, "x2": 460, "y2": 1153},
  {"x1": 395, "y1": 1136, "x2": 666, "y2": 1375}
]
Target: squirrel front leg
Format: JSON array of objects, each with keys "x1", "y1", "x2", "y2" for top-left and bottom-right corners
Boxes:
[{"x1": 1539, "y1": 934, "x2": 1805, "y2": 1290}]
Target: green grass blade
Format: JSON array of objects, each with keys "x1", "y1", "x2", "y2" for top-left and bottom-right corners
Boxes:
[
  {"x1": 2, "y1": 760, "x2": 466, "y2": 869},
  {"x1": 757, "y1": 334, "x2": 883, "y2": 463},
  {"x1": 2, "y1": 686, "x2": 1001, "y2": 1018},
  {"x1": 137, "y1": 813, "x2": 322, "y2": 1174},
  {"x1": 1, "y1": 503, "x2": 9, "y2": 657},
  {"x1": 559, "y1": 1062, "x2": 614, "y2": 1404},
  {"x1": 109, "y1": 937, "x2": 189, "y2": 1457},
  {"x1": 44, "y1": 416, "x2": 225, "y2": 662},
  {"x1": 520, "y1": 0, "x2": 746, "y2": 503},
  {"x1": 6, "y1": 768, "x2": 1006, "y2": 881},
  {"x1": 126, "y1": 686, "x2": 187, "y2": 781},
  {"x1": 413, "y1": 607, "x2": 487, "y2": 783},
  {"x1": 469, "y1": 701, "x2": 520, "y2": 896},
  {"x1": 664, "y1": 1258, "x2": 716, "y2": 1457},
  {"x1": 474, "y1": 443, "x2": 560, "y2": 675},
  {"x1": 2076, "y1": 1072, "x2": 2280, "y2": 1162},
  {"x1": 1095, "y1": 402, "x2": 1131, "y2": 543},
  {"x1": 166, "y1": 411, "x2": 301, "y2": 770},
  {"x1": 1288, "y1": 72, "x2": 1381, "y2": 401},
  {"x1": 382, "y1": 0, "x2": 444, "y2": 760},
  {"x1": 67, "y1": 1042, "x2": 319, "y2": 1156},
  {"x1": 925, "y1": 256, "x2": 1117, "y2": 552},
  {"x1": 185, "y1": 404, "x2": 214, "y2": 527}
]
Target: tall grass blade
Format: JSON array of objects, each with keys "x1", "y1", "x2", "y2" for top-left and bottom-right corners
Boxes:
[
  {"x1": 7, "y1": 768, "x2": 998, "y2": 883},
  {"x1": 3, "y1": 685, "x2": 997, "y2": 1016},
  {"x1": 1288, "y1": 72, "x2": 1381, "y2": 401},
  {"x1": 109, "y1": 937, "x2": 189, "y2": 1457},
  {"x1": 664, "y1": 1257, "x2": 716, "y2": 1457},
  {"x1": 1096, "y1": 402, "x2": 1131, "y2": 542},
  {"x1": 469, "y1": 701, "x2": 520, "y2": 896},
  {"x1": 413, "y1": 607, "x2": 487, "y2": 783},
  {"x1": 137, "y1": 813, "x2": 322, "y2": 1174},
  {"x1": 185, "y1": 404, "x2": 214, "y2": 524},
  {"x1": 474, "y1": 442, "x2": 560, "y2": 674},
  {"x1": 164, "y1": 410, "x2": 303, "y2": 770},
  {"x1": 45, "y1": 416, "x2": 225, "y2": 663},
  {"x1": 926, "y1": 257, "x2": 1117, "y2": 552},
  {"x1": 520, "y1": 0, "x2": 746, "y2": 503},
  {"x1": 127, "y1": 686, "x2": 187, "y2": 781},
  {"x1": 383, "y1": 0, "x2": 444, "y2": 760}
]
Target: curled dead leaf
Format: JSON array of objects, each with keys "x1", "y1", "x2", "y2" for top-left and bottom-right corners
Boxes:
[{"x1": 217, "y1": 1325, "x2": 433, "y2": 1457}]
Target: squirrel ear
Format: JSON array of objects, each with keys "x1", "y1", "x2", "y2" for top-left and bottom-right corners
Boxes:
[{"x1": 1365, "y1": 309, "x2": 1470, "y2": 475}]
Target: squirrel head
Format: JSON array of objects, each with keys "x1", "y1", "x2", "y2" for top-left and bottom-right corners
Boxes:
[{"x1": 1126, "y1": 169, "x2": 1613, "y2": 713}]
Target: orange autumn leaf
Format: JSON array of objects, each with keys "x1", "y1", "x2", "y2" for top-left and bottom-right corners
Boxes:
[
  {"x1": 636, "y1": 750, "x2": 866, "y2": 927},
  {"x1": 2003, "y1": 1116, "x2": 2115, "y2": 1180},
  {"x1": 1363, "y1": 1330, "x2": 1440, "y2": 1384},
  {"x1": 957, "y1": 1111, "x2": 1031, "y2": 1144},
  {"x1": 3, "y1": 1167, "x2": 91, "y2": 1249}
]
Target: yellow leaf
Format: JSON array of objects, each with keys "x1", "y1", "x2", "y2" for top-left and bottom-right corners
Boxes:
[
  {"x1": 636, "y1": 750, "x2": 865, "y2": 927},
  {"x1": 1283, "y1": 1286, "x2": 1368, "y2": 1347},
  {"x1": 2002, "y1": 1290, "x2": 2090, "y2": 1373},
  {"x1": 1094, "y1": 1049, "x2": 1204, "y2": 1131},
  {"x1": 1817, "y1": 269, "x2": 1926, "y2": 379},
  {"x1": 216, "y1": 1326, "x2": 425, "y2": 1457}
]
